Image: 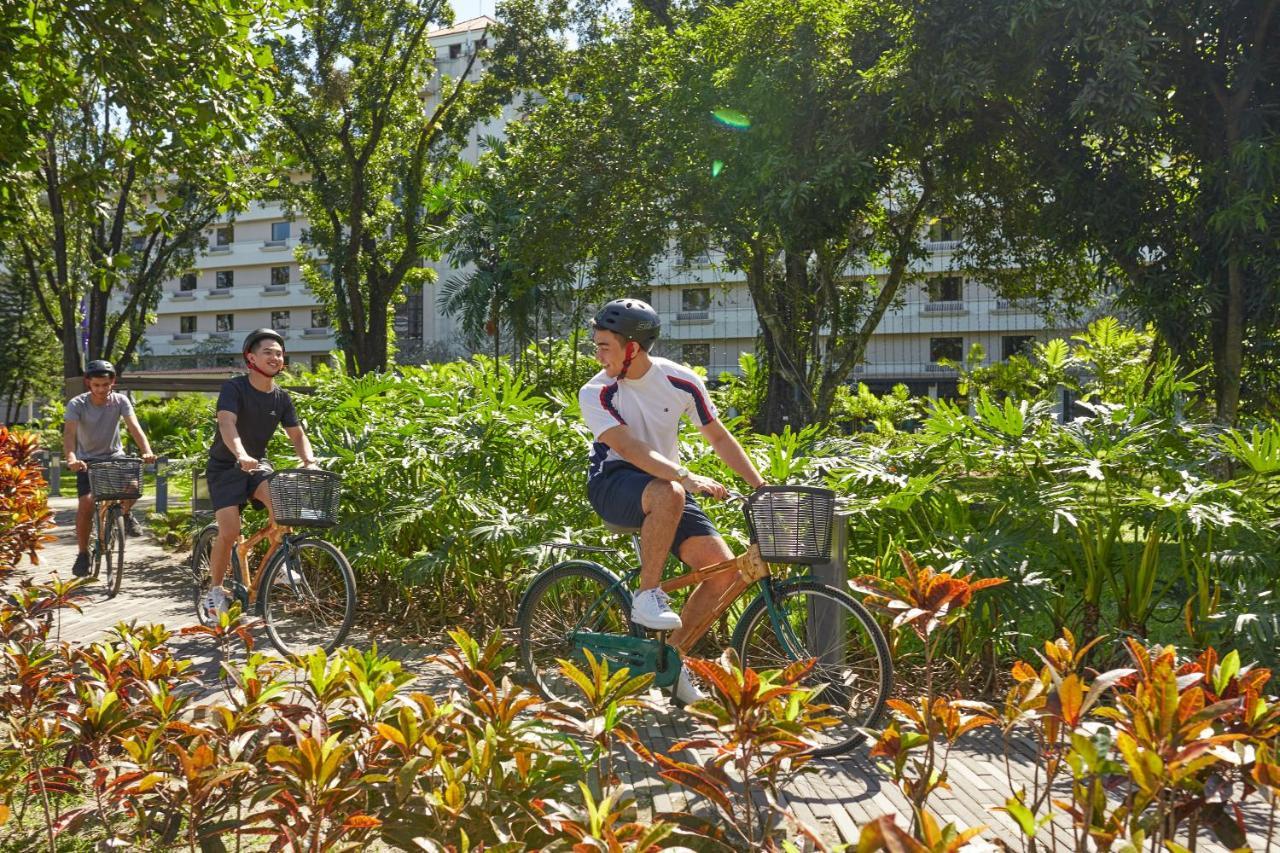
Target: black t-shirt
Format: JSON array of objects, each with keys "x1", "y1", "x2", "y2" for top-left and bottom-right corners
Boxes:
[{"x1": 210, "y1": 375, "x2": 300, "y2": 464}]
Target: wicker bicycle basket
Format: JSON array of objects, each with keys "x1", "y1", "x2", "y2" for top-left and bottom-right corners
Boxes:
[
  {"x1": 87, "y1": 458, "x2": 143, "y2": 501},
  {"x1": 743, "y1": 486, "x2": 835, "y2": 565},
  {"x1": 268, "y1": 469, "x2": 342, "y2": 528}
]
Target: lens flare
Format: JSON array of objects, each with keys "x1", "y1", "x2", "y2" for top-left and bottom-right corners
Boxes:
[{"x1": 710, "y1": 108, "x2": 751, "y2": 131}]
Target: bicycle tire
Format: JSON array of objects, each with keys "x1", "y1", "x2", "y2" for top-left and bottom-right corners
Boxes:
[
  {"x1": 516, "y1": 560, "x2": 639, "y2": 706},
  {"x1": 260, "y1": 537, "x2": 356, "y2": 655},
  {"x1": 732, "y1": 578, "x2": 892, "y2": 757},
  {"x1": 102, "y1": 506, "x2": 124, "y2": 599},
  {"x1": 190, "y1": 524, "x2": 219, "y2": 626}
]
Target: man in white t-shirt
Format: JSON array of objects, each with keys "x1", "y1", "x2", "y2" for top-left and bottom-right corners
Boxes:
[{"x1": 578, "y1": 298, "x2": 766, "y2": 705}]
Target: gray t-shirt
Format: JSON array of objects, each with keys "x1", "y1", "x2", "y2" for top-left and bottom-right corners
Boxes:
[{"x1": 65, "y1": 392, "x2": 134, "y2": 459}]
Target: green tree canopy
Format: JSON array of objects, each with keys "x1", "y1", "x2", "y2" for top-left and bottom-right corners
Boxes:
[
  {"x1": 267, "y1": 0, "x2": 568, "y2": 376},
  {"x1": 915, "y1": 0, "x2": 1280, "y2": 422},
  {"x1": 0, "y1": 0, "x2": 287, "y2": 390}
]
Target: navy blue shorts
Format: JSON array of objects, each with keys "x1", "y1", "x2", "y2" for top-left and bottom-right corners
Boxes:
[
  {"x1": 587, "y1": 462, "x2": 719, "y2": 556},
  {"x1": 206, "y1": 460, "x2": 270, "y2": 512}
]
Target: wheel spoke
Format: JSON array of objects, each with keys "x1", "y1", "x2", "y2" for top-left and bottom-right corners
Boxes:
[
  {"x1": 519, "y1": 565, "x2": 630, "y2": 706},
  {"x1": 263, "y1": 541, "x2": 354, "y2": 654},
  {"x1": 737, "y1": 583, "x2": 891, "y2": 756}
]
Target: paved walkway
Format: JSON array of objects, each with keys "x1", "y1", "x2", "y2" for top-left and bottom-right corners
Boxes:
[{"x1": 9, "y1": 498, "x2": 1276, "y2": 851}]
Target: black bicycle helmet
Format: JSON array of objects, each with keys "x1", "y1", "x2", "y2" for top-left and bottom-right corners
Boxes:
[
  {"x1": 85, "y1": 359, "x2": 116, "y2": 378},
  {"x1": 242, "y1": 328, "x2": 286, "y2": 354},
  {"x1": 590, "y1": 298, "x2": 661, "y2": 349}
]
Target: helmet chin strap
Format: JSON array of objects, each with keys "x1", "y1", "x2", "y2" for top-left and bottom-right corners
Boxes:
[
  {"x1": 245, "y1": 356, "x2": 283, "y2": 378},
  {"x1": 619, "y1": 341, "x2": 637, "y2": 379}
]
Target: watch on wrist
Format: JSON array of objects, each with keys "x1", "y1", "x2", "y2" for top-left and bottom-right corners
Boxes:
[{"x1": 674, "y1": 466, "x2": 690, "y2": 481}]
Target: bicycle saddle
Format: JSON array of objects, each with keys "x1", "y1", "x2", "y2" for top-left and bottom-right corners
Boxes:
[{"x1": 602, "y1": 520, "x2": 642, "y2": 536}]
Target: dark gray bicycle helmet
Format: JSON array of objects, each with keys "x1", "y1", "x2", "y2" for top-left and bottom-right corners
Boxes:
[
  {"x1": 590, "y1": 298, "x2": 661, "y2": 349},
  {"x1": 85, "y1": 359, "x2": 116, "y2": 377},
  {"x1": 242, "y1": 328, "x2": 286, "y2": 354}
]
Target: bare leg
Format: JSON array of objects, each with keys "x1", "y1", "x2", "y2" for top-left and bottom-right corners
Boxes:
[
  {"x1": 668, "y1": 534, "x2": 736, "y2": 652},
  {"x1": 75, "y1": 494, "x2": 94, "y2": 553},
  {"x1": 638, "y1": 479, "x2": 684, "y2": 589},
  {"x1": 211, "y1": 506, "x2": 242, "y2": 590}
]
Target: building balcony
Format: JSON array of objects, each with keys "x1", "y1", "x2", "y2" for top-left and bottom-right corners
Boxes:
[
  {"x1": 261, "y1": 284, "x2": 290, "y2": 296},
  {"x1": 924, "y1": 362, "x2": 958, "y2": 373},
  {"x1": 993, "y1": 298, "x2": 1040, "y2": 313},
  {"x1": 302, "y1": 327, "x2": 333, "y2": 338},
  {"x1": 920, "y1": 300, "x2": 967, "y2": 315}
]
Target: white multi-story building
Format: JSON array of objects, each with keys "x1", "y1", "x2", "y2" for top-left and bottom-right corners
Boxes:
[{"x1": 140, "y1": 200, "x2": 333, "y2": 372}]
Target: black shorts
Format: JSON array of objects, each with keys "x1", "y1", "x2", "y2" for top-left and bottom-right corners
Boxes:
[
  {"x1": 206, "y1": 459, "x2": 270, "y2": 512},
  {"x1": 587, "y1": 462, "x2": 719, "y2": 556},
  {"x1": 76, "y1": 471, "x2": 92, "y2": 498}
]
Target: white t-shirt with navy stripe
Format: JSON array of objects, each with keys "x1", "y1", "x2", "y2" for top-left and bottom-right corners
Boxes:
[{"x1": 578, "y1": 357, "x2": 719, "y2": 481}]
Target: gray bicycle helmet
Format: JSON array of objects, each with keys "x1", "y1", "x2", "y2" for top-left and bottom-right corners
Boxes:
[
  {"x1": 85, "y1": 359, "x2": 116, "y2": 378},
  {"x1": 590, "y1": 298, "x2": 661, "y2": 349},
  {"x1": 242, "y1": 328, "x2": 286, "y2": 354}
]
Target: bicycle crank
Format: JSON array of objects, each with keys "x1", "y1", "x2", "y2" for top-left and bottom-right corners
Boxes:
[{"x1": 569, "y1": 631, "x2": 683, "y2": 689}]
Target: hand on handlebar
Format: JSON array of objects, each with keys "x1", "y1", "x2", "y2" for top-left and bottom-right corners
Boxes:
[
  {"x1": 682, "y1": 473, "x2": 728, "y2": 500},
  {"x1": 142, "y1": 453, "x2": 158, "y2": 465},
  {"x1": 68, "y1": 458, "x2": 87, "y2": 473}
]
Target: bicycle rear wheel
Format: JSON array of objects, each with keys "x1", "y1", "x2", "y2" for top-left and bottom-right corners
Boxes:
[
  {"x1": 97, "y1": 506, "x2": 125, "y2": 599},
  {"x1": 517, "y1": 560, "x2": 638, "y2": 706},
  {"x1": 190, "y1": 524, "x2": 218, "y2": 625},
  {"x1": 732, "y1": 578, "x2": 892, "y2": 757},
  {"x1": 261, "y1": 538, "x2": 356, "y2": 655}
]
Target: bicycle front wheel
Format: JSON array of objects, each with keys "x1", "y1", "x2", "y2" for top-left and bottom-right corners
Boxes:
[
  {"x1": 517, "y1": 560, "x2": 638, "y2": 706},
  {"x1": 101, "y1": 506, "x2": 125, "y2": 599},
  {"x1": 261, "y1": 538, "x2": 356, "y2": 655},
  {"x1": 732, "y1": 579, "x2": 892, "y2": 757}
]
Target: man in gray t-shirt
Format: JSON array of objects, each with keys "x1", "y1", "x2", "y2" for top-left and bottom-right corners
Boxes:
[{"x1": 63, "y1": 360, "x2": 156, "y2": 577}]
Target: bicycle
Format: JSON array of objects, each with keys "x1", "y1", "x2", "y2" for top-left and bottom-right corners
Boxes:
[
  {"x1": 516, "y1": 485, "x2": 892, "y2": 757},
  {"x1": 189, "y1": 465, "x2": 356, "y2": 655},
  {"x1": 84, "y1": 457, "x2": 144, "y2": 599}
]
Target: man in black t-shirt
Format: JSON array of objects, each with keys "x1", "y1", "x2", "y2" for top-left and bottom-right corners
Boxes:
[{"x1": 202, "y1": 328, "x2": 318, "y2": 618}]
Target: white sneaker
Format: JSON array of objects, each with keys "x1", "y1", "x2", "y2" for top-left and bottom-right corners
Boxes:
[
  {"x1": 631, "y1": 588, "x2": 682, "y2": 630},
  {"x1": 202, "y1": 587, "x2": 230, "y2": 619},
  {"x1": 673, "y1": 666, "x2": 705, "y2": 706}
]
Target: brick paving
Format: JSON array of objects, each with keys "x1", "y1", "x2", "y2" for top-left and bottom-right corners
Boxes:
[{"x1": 10, "y1": 497, "x2": 1277, "y2": 851}]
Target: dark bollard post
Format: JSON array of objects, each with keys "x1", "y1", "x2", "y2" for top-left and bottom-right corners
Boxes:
[
  {"x1": 155, "y1": 456, "x2": 168, "y2": 514},
  {"x1": 809, "y1": 513, "x2": 848, "y2": 665},
  {"x1": 49, "y1": 453, "x2": 62, "y2": 496}
]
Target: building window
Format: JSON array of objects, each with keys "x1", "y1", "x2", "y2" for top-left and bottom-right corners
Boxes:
[
  {"x1": 475, "y1": 37, "x2": 488, "y2": 50},
  {"x1": 179, "y1": 273, "x2": 197, "y2": 292},
  {"x1": 271, "y1": 221, "x2": 291, "y2": 242},
  {"x1": 311, "y1": 309, "x2": 330, "y2": 329},
  {"x1": 681, "y1": 287, "x2": 711, "y2": 313},
  {"x1": 449, "y1": 43, "x2": 462, "y2": 59},
  {"x1": 180, "y1": 315, "x2": 197, "y2": 333},
  {"x1": 682, "y1": 343, "x2": 711, "y2": 369},
  {"x1": 215, "y1": 270, "x2": 234, "y2": 289},
  {"x1": 1002, "y1": 335, "x2": 1035, "y2": 360},
  {"x1": 271, "y1": 310, "x2": 291, "y2": 331},
  {"x1": 930, "y1": 337, "x2": 963, "y2": 363},
  {"x1": 928, "y1": 276, "x2": 963, "y2": 302},
  {"x1": 216, "y1": 314, "x2": 234, "y2": 333},
  {"x1": 130, "y1": 235, "x2": 147, "y2": 253},
  {"x1": 928, "y1": 219, "x2": 961, "y2": 242},
  {"x1": 629, "y1": 287, "x2": 653, "y2": 307},
  {"x1": 311, "y1": 354, "x2": 329, "y2": 370},
  {"x1": 215, "y1": 225, "x2": 234, "y2": 246},
  {"x1": 271, "y1": 266, "x2": 290, "y2": 286}
]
